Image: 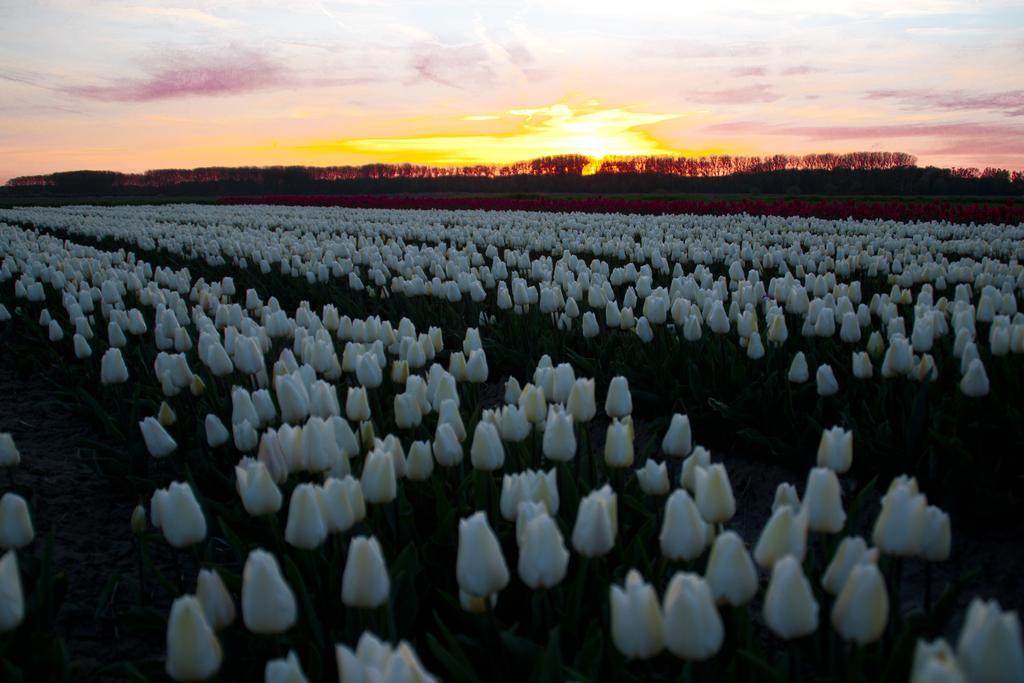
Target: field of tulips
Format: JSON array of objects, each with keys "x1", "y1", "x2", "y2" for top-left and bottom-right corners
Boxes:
[
  {"x1": 219, "y1": 194, "x2": 1024, "y2": 226},
  {"x1": 0, "y1": 203, "x2": 1022, "y2": 682}
]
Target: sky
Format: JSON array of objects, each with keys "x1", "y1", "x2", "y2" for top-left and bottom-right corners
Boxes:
[{"x1": 1, "y1": 0, "x2": 1023, "y2": 181}]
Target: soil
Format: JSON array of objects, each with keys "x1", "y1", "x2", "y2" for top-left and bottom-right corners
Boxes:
[{"x1": 0, "y1": 353, "x2": 171, "y2": 681}]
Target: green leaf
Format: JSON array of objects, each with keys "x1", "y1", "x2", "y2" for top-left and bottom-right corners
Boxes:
[
  {"x1": 426, "y1": 632, "x2": 480, "y2": 683},
  {"x1": 528, "y1": 625, "x2": 562, "y2": 683},
  {"x1": 282, "y1": 555, "x2": 326, "y2": 650}
]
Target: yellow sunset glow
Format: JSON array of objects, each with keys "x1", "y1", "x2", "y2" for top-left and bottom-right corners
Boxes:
[{"x1": 296, "y1": 104, "x2": 686, "y2": 166}]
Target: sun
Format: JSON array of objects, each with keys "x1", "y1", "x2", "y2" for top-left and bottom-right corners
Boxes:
[{"x1": 295, "y1": 103, "x2": 685, "y2": 167}]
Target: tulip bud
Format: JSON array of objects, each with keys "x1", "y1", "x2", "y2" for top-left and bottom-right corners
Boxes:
[
  {"x1": 518, "y1": 383, "x2": 546, "y2": 424},
  {"x1": 572, "y1": 485, "x2": 617, "y2": 558},
  {"x1": 872, "y1": 479, "x2": 926, "y2": 556},
  {"x1": 816, "y1": 364, "x2": 839, "y2": 396},
  {"x1": 605, "y1": 376, "x2": 633, "y2": 418},
  {"x1": 517, "y1": 513, "x2": 570, "y2": 589},
  {"x1": 567, "y1": 378, "x2": 597, "y2": 423},
  {"x1": 959, "y1": 359, "x2": 990, "y2": 397},
  {"x1": 152, "y1": 482, "x2": 206, "y2": 548},
  {"x1": 131, "y1": 504, "x2": 147, "y2": 535},
  {"x1": 831, "y1": 563, "x2": 888, "y2": 645},
  {"x1": 920, "y1": 505, "x2": 951, "y2": 562},
  {"x1": 157, "y1": 401, "x2": 177, "y2": 427},
  {"x1": 316, "y1": 478, "x2": 356, "y2": 534},
  {"x1": 661, "y1": 414, "x2": 692, "y2": 458},
  {"x1": 196, "y1": 569, "x2": 236, "y2": 631},
  {"x1": 679, "y1": 446, "x2": 711, "y2": 492},
  {"x1": 816, "y1": 426, "x2": 853, "y2": 474},
  {"x1": 788, "y1": 352, "x2": 809, "y2": 383},
  {"x1": 356, "y1": 352, "x2": 383, "y2": 388},
  {"x1": 852, "y1": 351, "x2": 873, "y2": 379},
  {"x1": 361, "y1": 447, "x2": 397, "y2": 504},
  {"x1": 470, "y1": 421, "x2": 504, "y2": 471},
  {"x1": 705, "y1": 531, "x2": 758, "y2": 606},
  {"x1": 233, "y1": 335, "x2": 264, "y2": 375},
  {"x1": 466, "y1": 349, "x2": 488, "y2": 383},
  {"x1": 265, "y1": 651, "x2": 309, "y2": 683},
  {"x1": 637, "y1": 459, "x2": 670, "y2": 496},
  {"x1": 346, "y1": 387, "x2": 371, "y2": 422},
  {"x1": 822, "y1": 536, "x2": 878, "y2": 595},
  {"x1": 604, "y1": 418, "x2": 634, "y2": 468},
  {"x1": 242, "y1": 549, "x2": 296, "y2": 634},
  {"x1": 406, "y1": 440, "x2": 434, "y2": 482},
  {"x1": 767, "y1": 314, "x2": 788, "y2": 345},
  {"x1": 73, "y1": 333, "x2": 91, "y2": 359},
  {"x1": 335, "y1": 633, "x2": 437, "y2": 682},
  {"x1": 0, "y1": 434, "x2": 19, "y2": 468},
  {"x1": 359, "y1": 421, "x2": 375, "y2": 452},
  {"x1": 695, "y1": 463, "x2": 735, "y2": 524},
  {"x1": 437, "y1": 399, "x2": 466, "y2": 441},
  {"x1": 433, "y1": 422, "x2": 463, "y2": 467},
  {"x1": 100, "y1": 348, "x2": 129, "y2": 384},
  {"x1": 0, "y1": 550, "x2": 24, "y2": 633},
  {"x1": 772, "y1": 482, "x2": 800, "y2": 512},
  {"x1": 0, "y1": 493, "x2": 33, "y2": 550},
  {"x1": 504, "y1": 377, "x2": 522, "y2": 404},
  {"x1": 499, "y1": 404, "x2": 531, "y2": 442},
  {"x1": 610, "y1": 570, "x2": 664, "y2": 660},
  {"x1": 754, "y1": 504, "x2": 808, "y2": 568},
  {"x1": 663, "y1": 573, "x2": 723, "y2": 661},
  {"x1": 165, "y1": 595, "x2": 222, "y2": 682},
  {"x1": 956, "y1": 598, "x2": 1024, "y2": 683},
  {"x1": 232, "y1": 420, "x2": 258, "y2": 453},
  {"x1": 457, "y1": 512, "x2": 509, "y2": 599},
  {"x1": 285, "y1": 484, "x2": 327, "y2": 550},
  {"x1": 542, "y1": 406, "x2": 576, "y2": 462},
  {"x1": 390, "y1": 359, "x2": 409, "y2": 385},
  {"x1": 802, "y1": 467, "x2": 846, "y2": 533},
  {"x1": 342, "y1": 536, "x2": 390, "y2": 608},
  {"x1": 140, "y1": 416, "x2": 177, "y2": 458},
  {"x1": 763, "y1": 555, "x2": 819, "y2": 639},
  {"x1": 659, "y1": 490, "x2": 707, "y2": 562},
  {"x1": 911, "y1": 639, "x2": 966, "y2": 683},
  {"x1": 394, "y1": 393, "x2": 422, "y2": 430}
]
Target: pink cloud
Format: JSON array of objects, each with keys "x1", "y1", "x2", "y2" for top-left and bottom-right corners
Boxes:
[
  {"x1": 865, "y1": 88, "x2": 1024, "y2": 117},
  {"x1": 918, "y1": 137, "x2": 1024, "y2": 157},
  {"x1": 410, "y1": 43, "x2": 493, "y2": 88},
  {"x1": 66, "y1": 47, "x2": 287, "y2": 102},
  {"x1": 732, "y1": 67, "x2": 767, "y2": 77},
  {"x1": 781, "y1": 65, "x2": 817, "y2": 76},
  {"x1": 689, "y1": 84, "x2": 781, "y2": 105},
  {"x1": 704, "y1": 120, "x2": 1024, "y2": 140},
  {"x1": 645, "y1": 41, "x2": 771, "y2": 60}
]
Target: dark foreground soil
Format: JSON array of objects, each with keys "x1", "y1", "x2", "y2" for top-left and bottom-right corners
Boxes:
[
  {"x1": 0, "y1": 355, "x2": 173, "y2": 681},
  {"x1": 1, "y1": 361, "x2": 1021, "y2": 680}
]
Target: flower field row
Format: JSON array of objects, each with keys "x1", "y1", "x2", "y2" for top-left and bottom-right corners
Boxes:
[
  {"x1": 0, "y1": 204, "x2": 1021, "y2": 682},
  {"x1": 219, "y1": 194, "x2": 1024, "y2": 226}
]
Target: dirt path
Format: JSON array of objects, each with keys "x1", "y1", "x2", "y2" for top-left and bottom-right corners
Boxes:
[{"x1": 0, "y1": 355, "x2": 166, "y2": 681}]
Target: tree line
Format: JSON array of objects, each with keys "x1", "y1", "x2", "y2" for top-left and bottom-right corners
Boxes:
[{"x1": 4, "y1": 152, "x2": 1022, "y2": 197}]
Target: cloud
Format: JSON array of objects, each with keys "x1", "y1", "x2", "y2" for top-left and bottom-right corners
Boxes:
[
  {"x1": 920, "y1": 137, "x2": 1024, "y2": 156},
  {"x1": 642, "y1": 41, "x2": 772, "y2": 60},
  {"x1": 781, "y1": 65, "x2": 817, "y2": 76},
  {"x1": 65, "y1": 47, "x2": 288, "y2": 102},
  {"x1": 704, "y1": 119, "x2": 1024, "y2": 143},
  {"x1": 732, "y1": 67, "x2": 767, "y2": 77},
  {"x1": 865, "y1": 88, "x2": 1024, "y2": 117},
  {"x1": 409, "y1": 42, "x2": 494, "y2": 88},
  {"x1": 689, "y1": 84, "x2": 781, "y2": 105}
]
